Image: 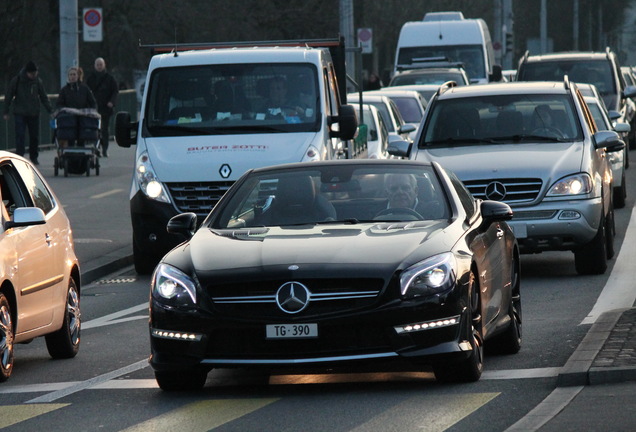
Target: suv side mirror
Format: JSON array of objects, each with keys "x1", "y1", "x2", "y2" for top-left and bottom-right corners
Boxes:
[
  {"x1": 115, "y1": 111, "x2": 138, "y2": 148},
  {"x1": 387, "y1": 135, "x2": 412, "y2": 157},
  {"x1": 623, "y1": 85, "x2": 636, "y2": 99},
  {"x1": 594, "y1": 130, "x2": 625, "y2": 152}
]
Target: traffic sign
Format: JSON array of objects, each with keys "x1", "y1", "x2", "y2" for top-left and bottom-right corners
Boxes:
[
  {"x1": 357, "y1": 28, "x2": 373, "y2": 54},
  {"x1": 83, "y1": 8, "x2": 103, "y2": 42}
]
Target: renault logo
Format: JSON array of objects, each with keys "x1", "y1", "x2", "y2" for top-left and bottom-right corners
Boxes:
[
  {"x1": 276, "y1": 282, "x2": 310, "y2": 314},
  {"x1": 485, "y1": 181, "x2": 507, "y2": 201},
  {"x1": 219, "y1": 164, "x2": 232, "y2": 178}
]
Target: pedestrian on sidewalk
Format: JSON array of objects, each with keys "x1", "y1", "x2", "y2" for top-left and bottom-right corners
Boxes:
[
  {"x1": 2, "y1": 61, "x2": 54, "y2": 165},
  {"x1": 86, "y1": 57, "x2": 119, "y2": 157}
]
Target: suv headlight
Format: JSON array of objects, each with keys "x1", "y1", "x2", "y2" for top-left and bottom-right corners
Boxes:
[
  {"x1": 547, "y1": 173, "x2": 592, "y2": 196},
  {"x1": 400, "y1": 252, "x2": 456, "y2": 299},
  {"x1": 136, "y1": 151, "x2": 170, "y2": 203},
  {"x1": 152, "y1": 264, "x2": 197, "y2": 305}
]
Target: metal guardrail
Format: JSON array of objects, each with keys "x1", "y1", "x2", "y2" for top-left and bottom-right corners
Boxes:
[{"x1": 0, "y1": 89, "x2": 138, "y2": 151}]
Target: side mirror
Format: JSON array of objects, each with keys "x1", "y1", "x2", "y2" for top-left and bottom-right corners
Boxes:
[
  {"x1": 5, "y1": 207, "x2": 46, "y2": 229},
  {"x1": 480, "y1": 200, "x2": 513, "y2": 223},
  {"x1": 115, "y1": 111, "x2": 138, "y2": 148},
  {"x1": 623, "y1": 85, "x2": 636, "y2": 99},
  {"x1": 330, "y1": 104, "x2": 358, "y2": 141},
  {"x1": 387, "y1": 135, "x2": 412, "y2": 157},
  {"x1": 166, "y1": 212, "x2": 197, "y2": 238},
  {"x1": 399, "y1": 124, "x2": 416, "y2": 135},
  {"x1": 594, "y1": 130, "x2": 624, "y2": 152},
  {"x1": 489, "y1": 64, "x2": 503, "y2": 82},
  {"x1": 608, "y1": 110, "x2": 621, "y2": 121},
  {"x1": 614, "y1": 122, "x2": 631, "y2": 134}
]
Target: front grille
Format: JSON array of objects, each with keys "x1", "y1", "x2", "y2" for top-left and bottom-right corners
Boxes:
[
  {"x1": 209, "y1": 278, "x2": 385, "y2": 318},
  {"x1": 166, "y1": 181, "x2": 233, "y2": 217},
  {"x1": 463, "y1": 178, "x2": 542, "y2": 204}
]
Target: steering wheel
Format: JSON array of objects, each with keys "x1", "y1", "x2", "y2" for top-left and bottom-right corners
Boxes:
[
  {"x1": 531, "y1": 126, "x2": 565, "y2": 139},
  {"x1": 374, "y1": 207, "x2": 424, "y2": 220}
]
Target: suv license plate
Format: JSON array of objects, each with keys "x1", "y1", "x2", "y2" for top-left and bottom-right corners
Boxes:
[{"x1": 266, "y1": 324, "x2": 318, "y2": 339}]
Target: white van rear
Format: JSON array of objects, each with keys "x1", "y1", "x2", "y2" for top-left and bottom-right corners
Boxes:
[{"x1": 394, "y1": 12, "x2": 500, "y2": 84}]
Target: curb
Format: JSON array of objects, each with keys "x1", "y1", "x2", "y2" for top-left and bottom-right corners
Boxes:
[
  {"x1": 80, "y1": 246, "x2": 134, "y2": 285},
  {"x1": 557, "y1": 308, "x2": 636, "y2": 386}
]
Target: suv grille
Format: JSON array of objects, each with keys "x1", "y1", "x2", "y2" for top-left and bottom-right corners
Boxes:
[
  {"x1": 463, "y1": 178, "x2": 542, "y2": 204},
  {"x1": 166, "y1": 181, "x2": 233, "y2": 217}
]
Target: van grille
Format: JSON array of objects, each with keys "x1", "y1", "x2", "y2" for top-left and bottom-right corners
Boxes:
[
  {"x1": 463, "y1": 178, "x2": 543, "y2": 204},
  {"x1": 166, "y1": 181, "x2": 234, "y2": 217}
]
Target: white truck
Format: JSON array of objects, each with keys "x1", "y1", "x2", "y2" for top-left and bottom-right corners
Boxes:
[
  {"x1": 394, "y1": 11, "x2": 502, "y2": 84},
  {"x1": 115, "y1": 38, "x2": 358, "y2": 273}
]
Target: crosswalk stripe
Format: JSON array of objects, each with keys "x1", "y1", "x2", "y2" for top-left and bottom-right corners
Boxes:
[
  {"x1": 349, "y1": 393, "x2": 500, "y2": 432},
  {"x1": 0, "y1": 404, "x2": 69, "y2": 429},
  {"x1": 118, "y1": 399, "x2": 278, "y2": 432}
]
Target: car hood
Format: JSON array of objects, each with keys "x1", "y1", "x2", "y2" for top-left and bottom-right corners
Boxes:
[
  {"x1": 142, "y1": 133, "x2": 318, "y2": 182},
  {"x1": 417, "y1": 141, "x2": 584, "y2": 181},
  {"x1": 176, "y1": 221, "x2": 453, "y2": 281}
]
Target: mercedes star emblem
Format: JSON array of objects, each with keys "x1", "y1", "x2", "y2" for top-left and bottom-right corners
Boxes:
[
  {"x1": 485, "y1": 181, "x2": 507, "y2": 201},
  {"x1": 276, "y1": 282, "x2": 310, "y2": 314}
]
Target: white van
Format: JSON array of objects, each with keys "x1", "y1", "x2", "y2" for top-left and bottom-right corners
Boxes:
[
  {"x1": 115, "y1": 39, "x2": 357, "y2": 273},
  {"x1": 394, "y1": 11, "x2": 501, "y2": 84}
]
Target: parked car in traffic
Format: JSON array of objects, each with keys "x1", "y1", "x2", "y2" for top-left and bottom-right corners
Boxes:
[
  {"x1": 388, "y1": 79, "x2": 623, "y2": 275},
  {"x1": 347, "y1": 93, "x2": 415, "y2": 141},
  {"x1": 365, "y1": 88, "x2": 427, "y2": 140},
  {"x1": 149, "y1": 159, "x2": 521, "y2": 390},
  {"x1": 385, "y1": 83, "x2": 443, "y2": 103},
  {"x1": 353, "y1": 104, "x2": 391, "y2": 159},
  {"x1": 579, "y1": 83, "x2": 631, "y2": 208},
  {"x1": 0, "y1": 152, "x2": 81, "y2": 382}
]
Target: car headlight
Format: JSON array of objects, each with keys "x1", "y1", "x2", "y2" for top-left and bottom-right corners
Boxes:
[
  {"x1": 152, "y1": 263, "x2": 197, "y2": 305},
  {"x1": 400, "y1": 252, "x2": 456, "y2": 299},
  {"x1": 136, "y1": 151, "x2": 170, "y2": 203},
  {"x1": 547, "y1": 173, "x2": 592, "y2": 196}
]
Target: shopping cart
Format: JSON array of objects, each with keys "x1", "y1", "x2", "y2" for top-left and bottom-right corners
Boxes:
[{"x1": 53, "y1": 108, "x2": 101, "y2": 177}]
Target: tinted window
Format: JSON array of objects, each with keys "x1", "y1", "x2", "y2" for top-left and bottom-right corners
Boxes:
[{"x1": 445, "y1": 169, "x2": 475, "y2": 218}]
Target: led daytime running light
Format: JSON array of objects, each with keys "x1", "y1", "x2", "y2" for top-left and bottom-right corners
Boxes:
[
  {"x1": 394, "y1": 315, "x2": 460, "y2": 334},
  {"x1": 152, "y1": 328, "x2": 202, "y2": 341}
]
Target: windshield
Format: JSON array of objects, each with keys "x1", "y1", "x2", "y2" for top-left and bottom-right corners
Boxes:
[
  {"x1": 519, "y1": 60, "x2": 616, "y2": 96},
  {"x1": 212, "y1": 165, "x2": 449, "y2": 228},
  {"x1": 143, "y1": 63, "x2": 320, "y2": 137},
  {"x1": 388, "y1": 96, "x2": 424, "y2": 123},
  {"x1": 397, "y1": 45, "x2": 485, "y2": 80},
  {"x1": 421, "y1": 93, "x2": 583, "y2": 146}
]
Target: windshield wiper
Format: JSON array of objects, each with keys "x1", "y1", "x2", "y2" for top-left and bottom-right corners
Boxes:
[
  {"x1": 424, "y1": 137, "x2": 497, "y2": 146},
  {"x1": 489, "y1": 134, "x2": 568, "y2": 142}
]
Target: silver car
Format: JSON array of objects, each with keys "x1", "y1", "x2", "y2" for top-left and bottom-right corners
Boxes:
[{"x1": 388, "y1": 79, "x2": 624, "y2": 275}]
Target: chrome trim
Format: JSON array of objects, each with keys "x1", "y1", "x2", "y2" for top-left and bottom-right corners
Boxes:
[
  {"x1": 201, "y1": 351, "x2": 399, "y2": 365},
  {"x1": 20, "y1": 275, "x2": 64, "y2": 296},
  {"x1": 212, "y1": 290, "x2": 380, "y2": 304}
]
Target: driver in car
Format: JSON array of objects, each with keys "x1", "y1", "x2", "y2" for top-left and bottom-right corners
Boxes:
[{"x1": 385, "y1": 173, "x2": 421, "y2": 211}]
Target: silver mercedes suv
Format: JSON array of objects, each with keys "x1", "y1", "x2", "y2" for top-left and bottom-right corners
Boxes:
[{"x1": 388, "y1": 79, "x2": 624, "y2": 275}]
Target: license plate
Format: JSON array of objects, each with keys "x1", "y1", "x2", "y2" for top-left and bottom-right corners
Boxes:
[
  {"x1": 266, "y1": 323, "x2": 318, "y2": 339},
  {"x1": 510, "y1": 223, "x2": 527, "y2": 239}
]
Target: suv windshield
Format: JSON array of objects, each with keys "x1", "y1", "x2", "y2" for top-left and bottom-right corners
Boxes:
[
  {"x1": 143, "y1": 63, "x2": 320, "y2": 137},
  {"x1": 421, "y1": 93, "x2": 582, "y2": 146},
  {"x1": 397, "y1": 45, "x2": 485, "y2": 80},
  {"x1": 519, "y1": 60, "x2": 616, "y2": 96}
]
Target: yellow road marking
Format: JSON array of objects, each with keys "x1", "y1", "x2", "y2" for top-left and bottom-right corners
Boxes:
[
  {"x1": 0, "y1": 404, "x2": 69, "y2": 429},
  {"x1": 120, "y1": 398, "x2": 278, "y2": 432}
]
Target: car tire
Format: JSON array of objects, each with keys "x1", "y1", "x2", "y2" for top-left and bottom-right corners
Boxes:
[
  {"x1": 574, "y1": 213, "x2": 608, "y2": 275},
  {"x1": 0, "y1": 293, "x2": 14, "y2": 382},
  {"x1": 133, "y1": 237, "x2": 158, "y2": 275},
  {"x1": 487, "y1": 255, "x2": 522, "y2": 355},
  {"x1": 155, "y1": 369, "x2": 208, "y2": 391},
  {"x1": 613, "y1": 175, "x2": 626, "y2": 209},
  {"x1": 45, "y1": 278, "x2": 81, "y2": 359},
  {"x1": 605, "y1": 206, "x2": 616, "y2": 260},
  {"x1": 433, "y1": 271, "x2": 483, "y2": 383}
]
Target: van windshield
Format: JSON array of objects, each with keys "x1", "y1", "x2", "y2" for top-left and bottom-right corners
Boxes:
[
  {"x1": 397, "y1": 45, "x2": 485, "y2": 80},
  {"x1": 143, "y1": 63, "x2": 321, "y2": 137}
]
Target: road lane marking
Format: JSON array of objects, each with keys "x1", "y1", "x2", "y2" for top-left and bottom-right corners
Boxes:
[
  {"x1": 119, "y1": 399, "x2": 278, "y2": 432},
  {"x1": 582, "y1": 205, "x2": 636, "y2": 324},
  {"x1": 350, "y1": 392, "x2": 499, "y2": 432},
  {"x1": 0, "y1": 404, "x2": 69, "y2": 428},
  {"x1": 26, "y1": 359, "x2": 149, "y2": 403},
  {"x1": 91, "y1": 188, "x2": 124, "y2": 199},
  {"x1": 504, "y1": 386, "x2": 583, "y2": 432},
  {"x1": 82, "y1": 303, "x2": 148, "y2": 330}
]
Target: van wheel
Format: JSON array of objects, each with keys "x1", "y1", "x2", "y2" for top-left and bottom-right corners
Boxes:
[
  {"x1": 574, "y1": 213, "x2": 608, "y2": 275},
  {"x1": 0, "y1": 293, "x2": 14, "y2": 382}
]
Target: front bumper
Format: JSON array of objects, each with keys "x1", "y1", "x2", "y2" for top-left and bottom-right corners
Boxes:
[
  {"x1": 508, "y1": 197, "x2": 603, "y2": 253},
  {"x1": 149, "y1": 298, "x2": 474, "y2": 372}
]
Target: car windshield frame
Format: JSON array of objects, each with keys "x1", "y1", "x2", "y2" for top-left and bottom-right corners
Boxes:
[
  {"x1": 142, "y1": 63, "x2": 321, "y2": 138},
  {"x1": 420, "y1": 93, "x2": 583, "y2": 147},
  {"x1": 209, "y1": 164, "x2": 450, "y2": 229}
]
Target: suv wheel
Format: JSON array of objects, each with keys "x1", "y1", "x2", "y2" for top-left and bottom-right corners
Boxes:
[{"x1": 574, "y1": 213, "x2": 608, "y2": 275}]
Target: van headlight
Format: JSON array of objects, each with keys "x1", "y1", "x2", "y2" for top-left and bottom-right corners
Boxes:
[
  {"x1": 547, "y1": 173, "x2": 592, "y2": 196},
  {"x1": 400, "y1": 252, "x2": 456, "y2": 299},
  {"x1": 136, "y1": 151, "x2": 171, "y2": 203},
  {"x1": 152, "y1": 264, "x2": 197, "y2": 305}
]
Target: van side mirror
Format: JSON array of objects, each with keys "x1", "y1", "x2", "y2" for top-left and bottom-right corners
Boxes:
[
  {"x1": 489, "y1": 65, "x2": 503, "y2": 82},
  {"x1": 330, "y1": 104, "x2": 358, "y2": 140},
  {"x1": 115, "y1": 111, "x2": 138, "y2": 148}
]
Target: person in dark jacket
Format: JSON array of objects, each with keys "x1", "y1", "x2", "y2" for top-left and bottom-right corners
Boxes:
[
  {"x1": 86, "y1": 57, "x2": 119, "y2": 156},
  {"x1": 57, "y1": 67, "x2": 97, "y2": 147},
  {"x1": 2, "y1": 61, "x2": 53, "y2": 164}
]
